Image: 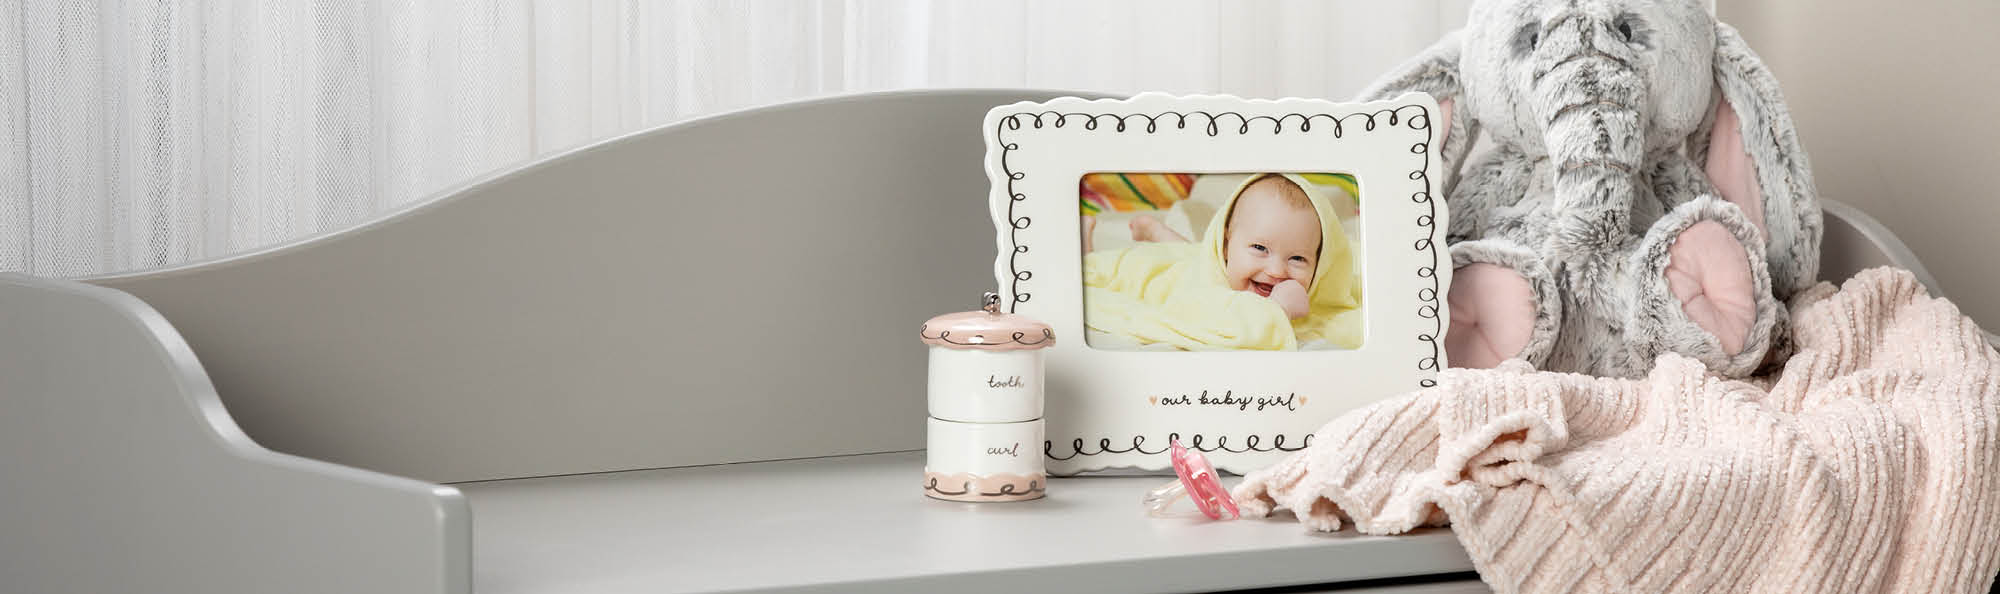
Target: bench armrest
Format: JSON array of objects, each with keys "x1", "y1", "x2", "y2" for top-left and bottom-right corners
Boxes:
[{"x1": 0, "y1": 274, "x2": 469, "y2": 594}]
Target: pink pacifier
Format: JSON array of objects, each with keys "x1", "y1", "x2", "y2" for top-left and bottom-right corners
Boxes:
[{"x1": 1142, "y1": 438, "x2": 1239, "y2": 520}]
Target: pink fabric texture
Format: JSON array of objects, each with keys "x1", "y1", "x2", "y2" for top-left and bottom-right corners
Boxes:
[
  {"x1": 1446, "y1": 263, "x2": 1537, "y2": 368},
  {"x1": 1235, "y1": 267, "x2": 2000, "y2": 592},
  {"x1": 1704, "y1": 99, "x2": 1768, "y2": 236},
  {"x1": 1665, "y1": 220, "x2": 1757, "y2": 355},
  {"x1": 1436, "y1": 98, "x2": 1454, "y2": 148}
]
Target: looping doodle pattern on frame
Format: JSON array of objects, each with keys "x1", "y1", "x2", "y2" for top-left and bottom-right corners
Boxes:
[{"x1": 993, "y1": 104, "x2": 1443, "y2": 461}]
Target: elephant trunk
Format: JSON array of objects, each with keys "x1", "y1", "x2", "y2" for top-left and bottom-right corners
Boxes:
[{"x1": 1532, "y1": 12, "x2": 1649, "y2": 290}]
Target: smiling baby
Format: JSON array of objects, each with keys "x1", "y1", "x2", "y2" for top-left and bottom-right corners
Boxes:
[{"x1": 1082, "y1": 173, "x2": 1361, "y2": 351}]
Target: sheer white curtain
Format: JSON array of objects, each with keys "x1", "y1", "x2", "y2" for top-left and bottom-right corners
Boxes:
[{"x1": 0, "y1": 0, "x2": 1469, "y2": 278}]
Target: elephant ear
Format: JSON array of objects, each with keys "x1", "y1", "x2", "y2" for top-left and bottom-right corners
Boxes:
[
  {"x1": 1691, "y1": 23, "x2": 1822, "y2": 299},
  {"x1": 1358, "y1": 30, "x2": 1474, "y2": 196}
]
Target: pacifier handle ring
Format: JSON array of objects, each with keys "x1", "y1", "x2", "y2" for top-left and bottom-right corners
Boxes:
[{"x1": 1143, "y1": 480, "x2": 1188, "y2": 518}]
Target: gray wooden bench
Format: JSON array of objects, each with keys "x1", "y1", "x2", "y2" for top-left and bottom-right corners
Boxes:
[{"x1": 0, "y1": 89, "x2": 1959, "y2": 594}]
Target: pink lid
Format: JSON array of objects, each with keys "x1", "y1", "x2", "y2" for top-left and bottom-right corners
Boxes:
[{"x1": 921, "y1": 293, "x2": 1055, "y2": 351}]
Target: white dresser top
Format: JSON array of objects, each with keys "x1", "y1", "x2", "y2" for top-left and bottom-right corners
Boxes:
[{"x1": 462, "y1": 451, "x2": 1474, "y2": 593}]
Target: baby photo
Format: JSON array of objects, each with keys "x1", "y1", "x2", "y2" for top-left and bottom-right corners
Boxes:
[{"x1": 1080, "y1": 172, "x2": 1365, "y2": 351}]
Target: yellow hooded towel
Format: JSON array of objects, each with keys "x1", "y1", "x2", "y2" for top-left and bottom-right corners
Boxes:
[{"x1": 1082, "y1": 173, "x2": 1362, "y2": 351}]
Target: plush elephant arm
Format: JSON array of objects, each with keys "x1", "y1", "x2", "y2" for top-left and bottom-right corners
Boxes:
[{"x1": 1448, "y1": 147, "x2": 1537, "y2": 243}]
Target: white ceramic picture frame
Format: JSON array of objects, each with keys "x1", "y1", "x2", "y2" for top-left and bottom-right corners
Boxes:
[{"x1": 984, "y1": 92, "x2": 1452, "y2": 474}]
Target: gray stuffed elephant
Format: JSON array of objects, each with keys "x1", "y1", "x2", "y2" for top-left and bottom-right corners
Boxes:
[{"x1": 1362, "y1": 0, "x2": 1821, "y2": 378}]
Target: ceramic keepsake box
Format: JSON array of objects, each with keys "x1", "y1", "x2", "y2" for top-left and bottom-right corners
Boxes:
[{"x1": 920, "y1": 293, "x2": 1053, "y2": 502}]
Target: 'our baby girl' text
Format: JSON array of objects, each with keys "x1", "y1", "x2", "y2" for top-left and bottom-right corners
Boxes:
[{"x1": 1151, "y1": 390, "x2": 1302, "y2": 412}]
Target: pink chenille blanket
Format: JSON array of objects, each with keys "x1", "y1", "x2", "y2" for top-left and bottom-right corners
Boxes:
[{"x1": 1235, "y1": 268, "x2": 2000, "y2": 592}]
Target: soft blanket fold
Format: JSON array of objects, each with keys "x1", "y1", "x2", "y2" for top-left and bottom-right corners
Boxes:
[{"x1": 1234, "y1": 268, "x2": 2000, "y2": 592}]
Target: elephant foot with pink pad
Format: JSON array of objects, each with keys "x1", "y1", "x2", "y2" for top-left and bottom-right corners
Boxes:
[
  {"x1": 1626, "y1": 197, "x2": 1778, "y2": 377},
  {"x1": 1442, "y1": 198, "x2": 1777, "y2": 377},
  {"x1": 1443, "y1": 240, "x2": 1559, "y2": 370}
]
